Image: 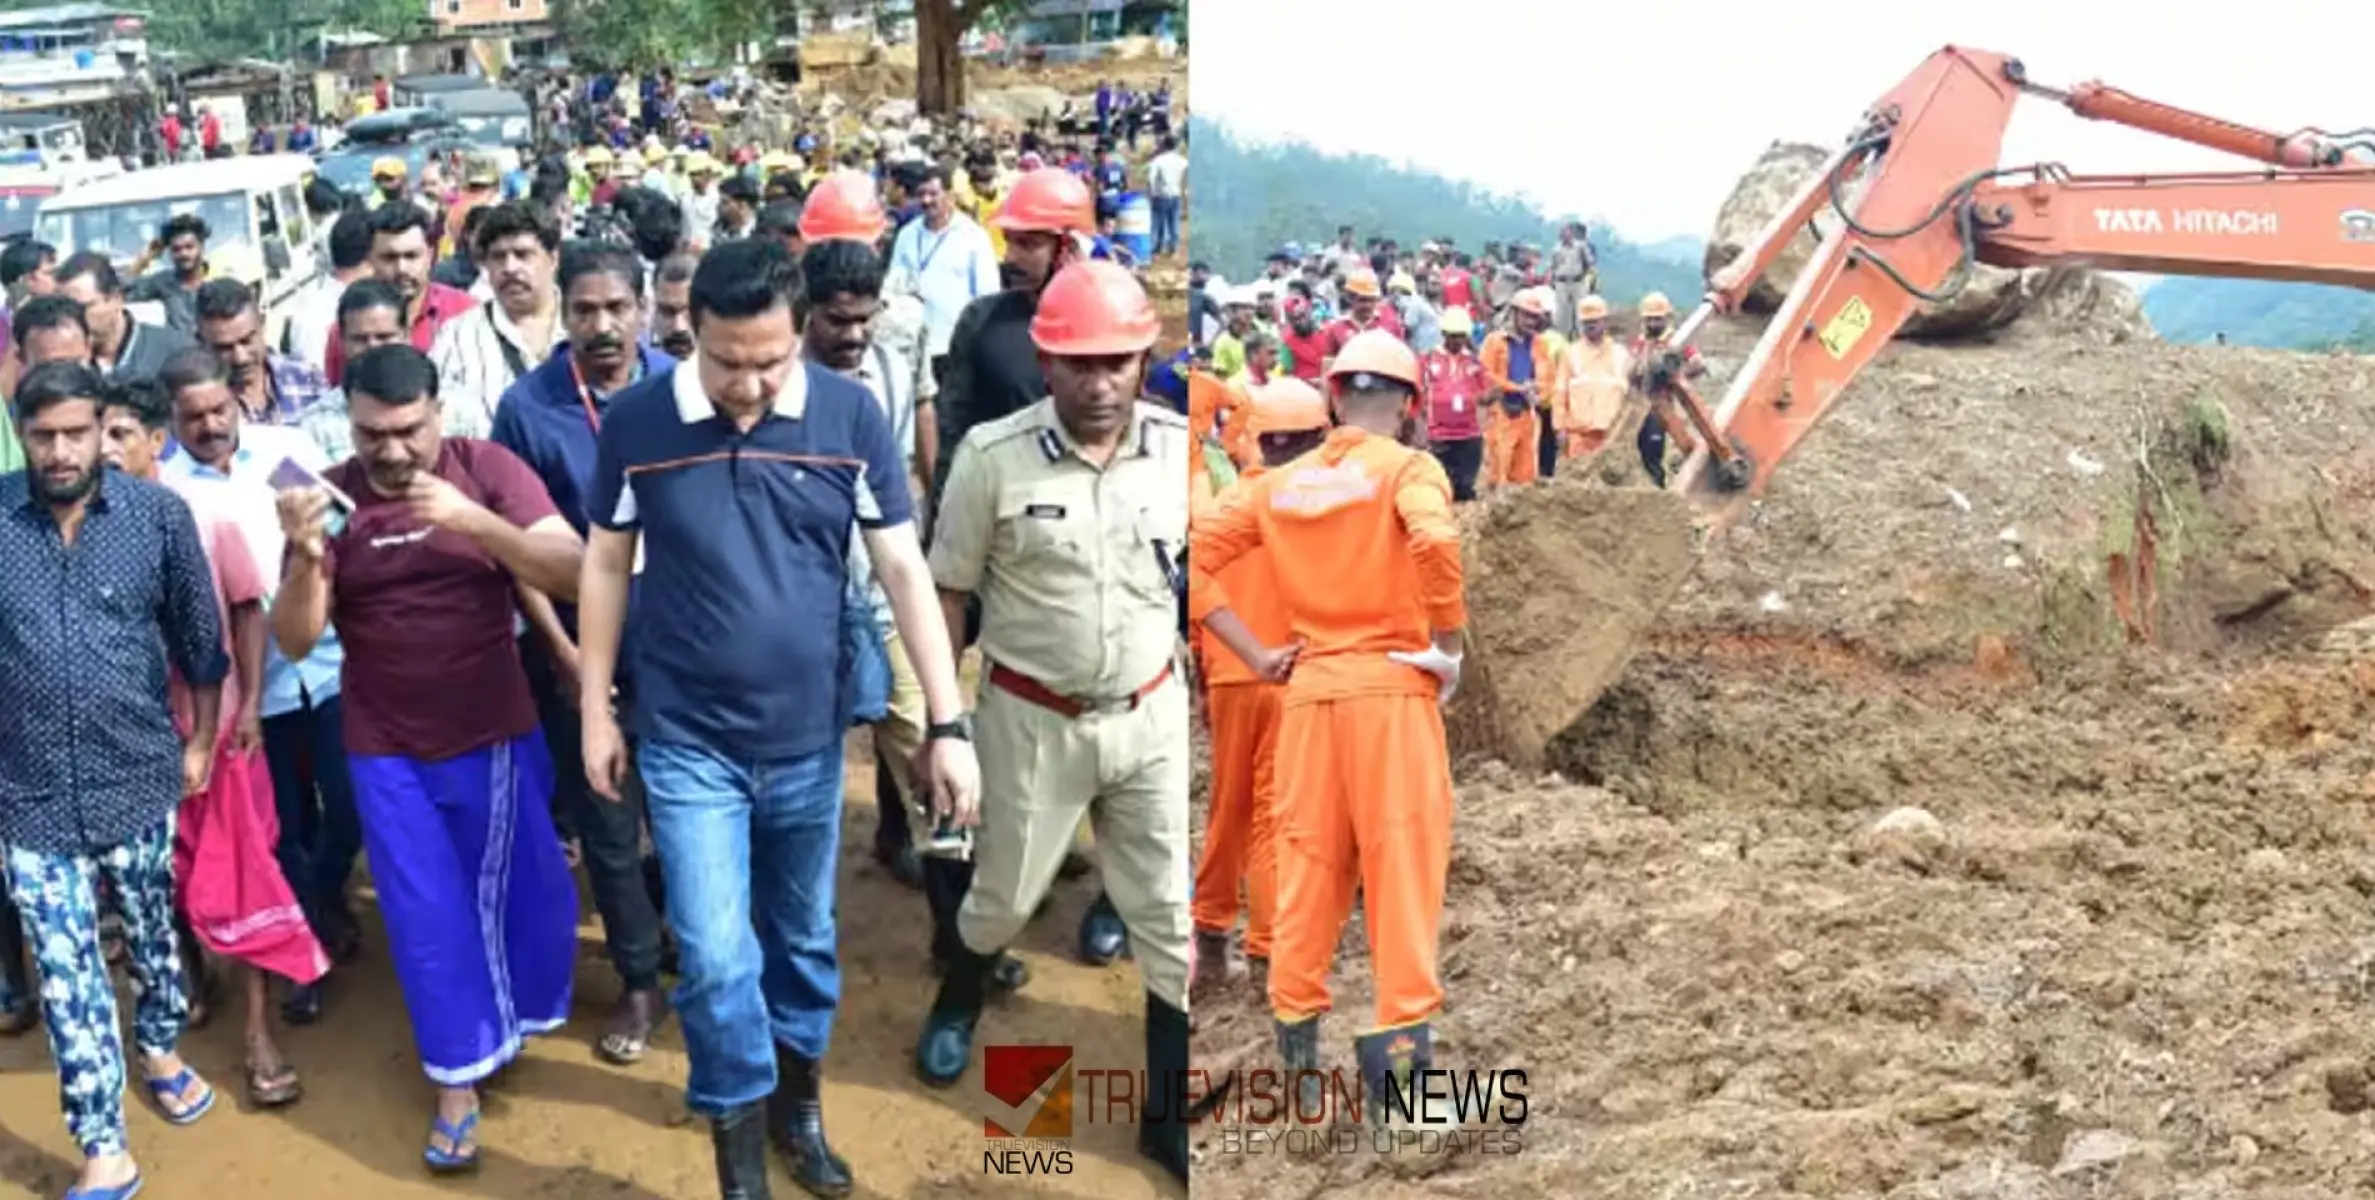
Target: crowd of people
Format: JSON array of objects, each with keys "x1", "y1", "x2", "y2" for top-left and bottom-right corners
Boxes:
[
  {"x1": 0, "y1": 64, "x2": 1194, "y2": 1200},
  {"x1": 1184, "y1": 222, "x2": 1700, "y2": 502}
]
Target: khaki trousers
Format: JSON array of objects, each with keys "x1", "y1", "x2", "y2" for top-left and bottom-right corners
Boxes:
[{"x1": 957, "y1": 670, "x2": 1193, "y2": 1008}]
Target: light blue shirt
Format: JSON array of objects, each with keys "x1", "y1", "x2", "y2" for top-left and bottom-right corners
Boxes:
[
  {"x1": 159, "y1": 421, "x2": 344, "y2": 717},
  {"x1": 887, "y1": 212, "x2": 1002, "y2": 359}
]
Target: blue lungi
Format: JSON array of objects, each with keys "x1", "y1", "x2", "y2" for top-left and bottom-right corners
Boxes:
[{"x1": 350, "y1": 728, "x2": 579, "y2": 1085}]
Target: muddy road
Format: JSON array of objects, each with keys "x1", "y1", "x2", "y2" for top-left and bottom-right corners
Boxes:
[{"x1": 0, "y1": 740, "x2": 1179, "y2": 1200}]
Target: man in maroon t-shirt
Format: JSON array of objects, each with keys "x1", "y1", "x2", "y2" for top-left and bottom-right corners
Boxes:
[
  {"x1": 269, "y1": 343, "x2": 584, "y2": 1171},
  {"x1": 1419, "y1": 308, "x2": 1490, "y2": 501},
  {"x1": 322, "y1": 205, "x2": 473, "y2": 386},
  {"x1": 1278, "y1": 295, "x2": 1331, "y2": 384}
]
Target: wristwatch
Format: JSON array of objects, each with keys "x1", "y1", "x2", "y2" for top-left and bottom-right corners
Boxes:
[{"x1": 926, "y1": 715, "x2": 973, "y2": 743}]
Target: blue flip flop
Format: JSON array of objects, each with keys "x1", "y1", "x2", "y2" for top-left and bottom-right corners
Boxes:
[
  {"x1": 143, "y1": 1068, "x2": 214, "y2": 1126},
  {"x1": 65, "y1": 1174, "x2": 143, "y2": 1199},
  {"x1": 424, "y1": 1110, "x2": 481, "y2": 1174}
]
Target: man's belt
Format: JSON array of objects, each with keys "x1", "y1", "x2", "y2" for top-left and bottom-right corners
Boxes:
[{"x1": 989, "y1": 662, "x2": 1175, "y2": 719}]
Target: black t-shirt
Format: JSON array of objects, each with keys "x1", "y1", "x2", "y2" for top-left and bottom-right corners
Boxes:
[{"x1": 928, "y1": 288, "x2": 1044, "y2": 527}]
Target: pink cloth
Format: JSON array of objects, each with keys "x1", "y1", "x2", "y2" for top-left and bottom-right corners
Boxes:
[
  {"x1": 164, "y1": 481, "x2": 264, "y2": 740},
  {"x1": 175, "y1": 744, "x2": 328, "y2": 983}
]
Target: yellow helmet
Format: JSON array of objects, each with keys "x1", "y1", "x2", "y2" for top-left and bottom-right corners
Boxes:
[
  {"x1": 1440, "y1": 306, "x2": 1475, "y2": 337},
  {"x1": 1638, "y1": 291, "x2": 1675, "y2": 318},
  {"x1": 583, "y1": 145, "x2": 615, "y2": 167},
  {"x1": 370, "y1": 156, "x2": 406, "y2": 181},
  {"x1": 1387, "y1": 270, "x2": 1416, "y2": 294},
  {"x1": 1576, "y1": 294, "x2": 1610, "y2": 321}
]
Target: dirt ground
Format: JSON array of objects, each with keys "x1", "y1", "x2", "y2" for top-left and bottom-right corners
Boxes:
[
  {"x1": 1189, "y1": 313, "x2": 2375, "y2": 1197},
  {"x1": 0, "y1": 738, "x2": 1182, "y2": 1200}
]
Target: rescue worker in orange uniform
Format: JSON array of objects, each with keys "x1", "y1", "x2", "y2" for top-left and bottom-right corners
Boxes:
[
  {"x1": 1189, "y1": 329, "x2": 1467, "y2": 1123},
  {"x1": 1190, "y1": 377, "x2": 1329, "y2": 993},
  {"x1": 1477, "y1": 288, "x2": 1563, "y2": 488},
  {"x1": 1549, "y1": 294, "x2": 1632, "y2": 463},
  {"x1": 1628, "y1": 291, "x2": 1707, "y2": 487},
  {"x1": 1417, "y1": 307, "x2": 1489, "y2": 501}
]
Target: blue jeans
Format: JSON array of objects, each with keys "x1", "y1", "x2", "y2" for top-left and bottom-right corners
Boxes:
[
  {"x1": 641, "y1": 737, "x2": 845, "y2": 1115},
  {"x1": 1152, "y1": 195, "x2": 1181, "y2": 256}
]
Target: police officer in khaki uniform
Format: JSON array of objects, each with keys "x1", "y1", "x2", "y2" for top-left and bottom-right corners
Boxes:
[{"x1": 915, "y1": 259, "x2": 1191, "y2": 1186}]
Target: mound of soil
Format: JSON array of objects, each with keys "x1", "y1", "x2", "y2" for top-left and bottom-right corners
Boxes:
[{"x1": 1448, "y1": 483, "x2": 1696, "y2": 770}]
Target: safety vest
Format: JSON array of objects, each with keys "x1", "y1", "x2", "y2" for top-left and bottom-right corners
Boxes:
[{"x1": 1558, "y1": 336, "x2": 1631, "y2": 433}]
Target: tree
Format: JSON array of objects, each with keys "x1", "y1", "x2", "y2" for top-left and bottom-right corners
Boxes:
[
  {"x1": 915, "y1": 0, "x2": 1030, "y2": 117},
  {"x1": 551, "y1": 0, "x2": 769, "y2": 71}
]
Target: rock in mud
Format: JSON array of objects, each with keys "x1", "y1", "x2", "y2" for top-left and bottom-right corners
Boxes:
[
  {"x1": 1702, "y1": 140, "x2": 2150, "y2": 341},
  {"x1": 1852, "y1": 805, "x2": 1950, "y2": 872},
  {"x1": 1445, "y1": 481, "x2": 1697, "y2": 770}
]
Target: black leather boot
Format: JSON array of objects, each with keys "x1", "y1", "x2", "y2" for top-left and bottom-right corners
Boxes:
[
  {"x1": 1139, "y1": 990, "x2": 1190, "y2": 1186},
  {"x1": 1276, "y1": 1015, "x2": 1323, "y2": 1120},
  {"x1": 1354, "y1": 1022, "x2": 1433, "y2": 1127},
  {"x1": 871, "y1": 753, "x2": 922, "y2": 890},
  {"x1": 922, "y1": 856, "x2": 1031, "y2": 996},
  {"x1": 916, "y1": 948, "x2": 994, "y2": 1087},
  {"x1": 711, "y1": 1102, "x2": 773, "y2": 1200},
  {"x1": 1078, "y1": 890, "x2": 1129, "y2": 965},
  {"x1": 767, "y1": 1046, "x2": 853, "y2": 1197}
]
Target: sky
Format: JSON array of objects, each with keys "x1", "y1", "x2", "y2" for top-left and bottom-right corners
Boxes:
[{"x1": 1188, "y1": 0, "x2": 2373, "y2": 245}]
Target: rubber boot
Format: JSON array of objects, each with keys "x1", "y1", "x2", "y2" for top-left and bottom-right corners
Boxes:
[
  {"x1": 1275, "y1": 1015, "x2": 1323, "y2": 1121},
  {"x1": 916, "y1": 948, "x2": 994, "y2": 1087},
  {"x1": 1078, "y1": 890, "x2": 1129, "y2": 965},
  {"x1": 711, "y1": 1102, "x2": 774, "y2": 1200},
  {"x1": 767, "y1": 1046, "x2": 853, "y2": 1197},
  {"x1": 1140, "y1": 991, "x2": 1190, "y2": 1185},
  {"x1": 922, "y1": 856, "x2": 1029, "y2": 996},
  {"x1": 1354, "y1": 1022, "x2": 1433, "y2": 1128}
]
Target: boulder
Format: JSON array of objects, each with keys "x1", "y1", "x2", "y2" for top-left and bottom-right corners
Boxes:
[
  {"x1": 971, "y1": 85, "x2": 1067, "y2": 128},
  {"x1": 1703, "y1": 140, "x2": 2151, "y2": 342}
]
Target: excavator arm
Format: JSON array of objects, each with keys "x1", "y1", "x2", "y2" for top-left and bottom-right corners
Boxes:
[{"x1": 1663, "y1": 45, "x2": 2375, "y2": 516}]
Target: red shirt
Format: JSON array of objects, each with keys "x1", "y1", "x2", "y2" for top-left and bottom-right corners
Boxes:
[
  {"x1": 1281, "y1": 325, "x2": 1331, "y2": 383},
  {"x1": 1419, "y1": 350, "x2": 1487, "y2": 441},
  {"x1": 323, "y1": 282, "x2": 474, "y2": 386},
  {"x1": 323, "y1": 439, "x2": 559, "y2": 760},
  {"x1": 1321, "y1": 308, "x2": 1405, "y2": 358},
  {"x1": 1439, "y1": 267, "x2": 1475, "y2": 312},
  {"x1": 198, "y1": 111, "x2": 222, "y2": 152}
]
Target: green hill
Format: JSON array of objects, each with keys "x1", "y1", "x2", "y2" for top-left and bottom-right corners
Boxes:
[
  {"x1": 2142, "y1": 278, "x2": 2375, "y2": 349},
  {"x1": 1188, "y1": 116, "x2": 1703, "y2": 305}
]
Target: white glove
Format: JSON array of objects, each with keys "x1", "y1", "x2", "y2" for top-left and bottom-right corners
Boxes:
[{"x1": 1386, "y1": 646, "x2": 1463, "y2": 703}]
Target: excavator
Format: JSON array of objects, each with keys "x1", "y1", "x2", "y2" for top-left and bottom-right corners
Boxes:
[{"x1": 1482, "y1": 45, "x2": 2375, "y2": 764}]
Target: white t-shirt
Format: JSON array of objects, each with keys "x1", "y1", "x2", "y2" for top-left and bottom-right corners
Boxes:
[{"x1": 1147, "y1": 151, "x2": 1187, "y2": 199}]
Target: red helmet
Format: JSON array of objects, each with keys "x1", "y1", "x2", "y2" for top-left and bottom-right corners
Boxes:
[
  {"x1": 996, "y1": 167, "x2": 1095, "y2": 234},
  {"x1": 798, "y1": 170, "x2": 887, "y2": 243},
  {"x1": 1030, "y1": 260, "x2": 1160, "y2": 356}
]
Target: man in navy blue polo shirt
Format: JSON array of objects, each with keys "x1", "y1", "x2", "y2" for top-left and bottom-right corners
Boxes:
[
  {"x1": 575, "y1": 237, "x2": 980, "y2": 1200},
  {"x1": 490, "y1": 240, "x2": 673, "y2": 1071}
]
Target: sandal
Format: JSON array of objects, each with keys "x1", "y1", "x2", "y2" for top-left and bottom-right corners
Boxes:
[
  {"x1": 595, "y1": 989, "x2": 664, "y2": 1065},
  {"x1": 246, "y1": 1059, "x2": 302, "y2": 1108},
  {"x1": 64, "y1": 1175, "x2": 143, "y2": 1200},
  {"x1": 143, "y1": 1066, "x2": 215, "y2": 1126},
  {"x1": 424, "y1": 1109, "x2": 481, "y2": 1174}
]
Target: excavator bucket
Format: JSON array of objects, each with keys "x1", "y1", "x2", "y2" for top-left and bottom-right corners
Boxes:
[{"x1": 1444, "y1": 478, "x2": 1698, "y2": 771}]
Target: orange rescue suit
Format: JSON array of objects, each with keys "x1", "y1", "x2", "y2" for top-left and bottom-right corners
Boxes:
[
  {"x1": 1478, "y1": 328, "x2": 1563, "y2": 487},
  {"x1": 1191, "y1": 462, "x2": 1287, "y2": 957},
  {"x1": 1189, "y1": 426, "x2": 1466, "y2": 1031}
]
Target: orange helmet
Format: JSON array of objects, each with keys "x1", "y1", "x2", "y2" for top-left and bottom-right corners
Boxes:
[
  {"x1": 1511, "y1": 288, "x2": 1552, "y2": 317},
  {"x1": 1244, "y1": 377, "x2": 1329, "y2": 436},
  {"x1": 996, "y1": 167, "x2": 1095, "y2": 234},
  {"x1": 1576, "y1": 294, "x2": 1611, "y2": 320},
  {"x1": 1638, "y1": 291, "x2": 1676, "y2": 318},
  {"x1": 798, "y1": 170, "x2": 887, "y2": 243},
  {"x1": 1342, "y1": 268, "x2": 1382, "y2": 299},
  {"x1": 1030, "y1": 260, "x2": 1160, "y2": 356},
  {"x1": 1325, "y1": 329, "x2": 1419, "y2": 390}
]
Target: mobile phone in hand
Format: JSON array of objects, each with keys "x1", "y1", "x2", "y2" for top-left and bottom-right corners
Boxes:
[
  {"x1": 924, "y1": 815, "x2": 972, "y2": 855},
  {"x1": 268, "y1": 456, "x2": 355, "y2": 538}
]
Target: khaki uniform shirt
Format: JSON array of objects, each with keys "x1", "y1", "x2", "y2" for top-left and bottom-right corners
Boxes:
[{"x1": 929, "y1": 399, "x2": 1188, "y2": 698}]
